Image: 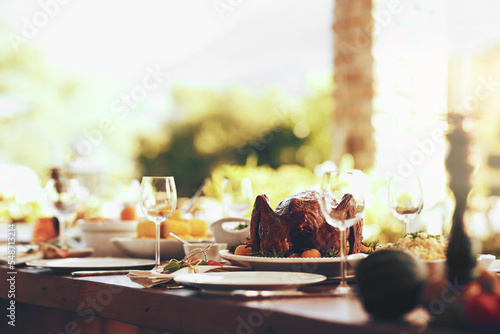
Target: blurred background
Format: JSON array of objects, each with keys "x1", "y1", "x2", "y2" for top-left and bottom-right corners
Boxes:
[{"x1": 1, "y1": 0, "x2": 500, "y2": 253}]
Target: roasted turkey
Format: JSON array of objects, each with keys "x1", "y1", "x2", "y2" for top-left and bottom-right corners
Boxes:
[{"x1": 250, "y1": 190, "x2": 363, "y2": 254}]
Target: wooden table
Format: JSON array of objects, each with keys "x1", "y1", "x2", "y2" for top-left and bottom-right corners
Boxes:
[{"x1": 0, "y1": 265, "x2": 458, "y2": 334}]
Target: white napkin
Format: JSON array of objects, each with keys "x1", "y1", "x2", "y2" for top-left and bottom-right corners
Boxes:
[
  {"x1": 0, "y1": 245, "x2": 43, "y2": 265},
  {"x1": 127, "y1": 265, "x2": 250, "y2": 288},
  {"x1": 127, "y1": 265, "x2": 228, "y2": 288}
]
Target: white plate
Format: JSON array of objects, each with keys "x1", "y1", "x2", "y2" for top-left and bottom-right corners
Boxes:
[
  {"x1": 26, "y1": 257, "x2": 154, "y2": 271},
  {"x1": 219, "y1": 250, "x2": 364, "y2": 277},
  {"x1": 174, "y1": 271, "x2": 326, "y2": 291},
  {"x1": 110, "y1": 238, "x2": 187, "y2": 260}
]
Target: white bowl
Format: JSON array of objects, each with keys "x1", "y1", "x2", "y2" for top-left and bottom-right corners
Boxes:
[
  {"x1": 183, "y1": 242, "x2": 228, "y2": 262},
  {"x1": 78, "y1": 220, "x2": 138, "y2": 257},
  {"x1": 111, "y1": 238, "x2": 186, "y2": 260},
  {"x1": 346, "y1": 253, "x2": 368, "y2": 269},
  {"x1": 477, "y1": 254, "x2": 496, "y2": 269},
  {"x1": 210, "y1": 217, "x2": 250, "y2": 246}
]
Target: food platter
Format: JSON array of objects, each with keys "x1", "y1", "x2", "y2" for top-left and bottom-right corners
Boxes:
[
  {"x1": 174, "y1": 271, "x2": 327, "y2": 291},
  {"x1": 219, "y1": 250, "x2": 366, "y2": 277}
]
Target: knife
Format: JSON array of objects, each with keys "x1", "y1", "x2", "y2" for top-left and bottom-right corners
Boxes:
[
  {"x1": 71, "y1": 269, "x2": 132, "y2": 277},
  {"x1": 202, "y1": 289, "x2": 336, "y2": 298}
]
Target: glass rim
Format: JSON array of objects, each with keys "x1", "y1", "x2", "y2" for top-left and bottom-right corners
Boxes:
[
  {"x1": 322, "y1": 170, "x2": 354, "y2": 175},
  {"x1": 141, "y1": 176, "x2": 175, "y2": 179}
]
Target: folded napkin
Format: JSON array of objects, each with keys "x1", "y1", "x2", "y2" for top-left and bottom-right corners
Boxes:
[
  {"x1": 127, "y1": 265, "x2": 249, "y2": 288},
  {"x1": 0, "y1": 245, "x2": 43, "y2": 265}
]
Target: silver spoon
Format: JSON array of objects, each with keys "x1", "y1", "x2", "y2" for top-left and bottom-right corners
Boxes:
[{"x1": 169, "y1": 232, "x2": 192, "y2": 245}]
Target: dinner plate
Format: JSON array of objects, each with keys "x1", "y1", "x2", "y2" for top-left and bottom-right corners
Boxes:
[
  {"x1": 174, "y1": 271, "x2": 326, "y2": 291},
  {"x1": 219, "y1": 250, "x2": 365, "y2": 277},
  {"x1": 110, "y1": 237, "x2": 188, "y2": 259},
  {"x1": 26, "y1": 257, "x2": 154, "y2": 272}
]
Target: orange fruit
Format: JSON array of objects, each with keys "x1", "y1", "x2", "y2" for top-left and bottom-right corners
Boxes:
[
  {"x1": 120, "y1": 205, "x2": 137, "y2": 221},
  {"x1": 32, "y1": 217, "x2": 58, "y2": 243},
  {"x1": 301, "y1": 249, "x2": 321, "y2": 258},
  {"x1": 288, "y1": 253, "x2": 301, "y2": 258},
  {"x1": 234, "y1": 244, "x2": 252, "y2": 256}
]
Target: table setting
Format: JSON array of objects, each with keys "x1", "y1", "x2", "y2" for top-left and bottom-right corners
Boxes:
[{"x1": 3, "y1": 154, "x2": 500, "y2": 334}]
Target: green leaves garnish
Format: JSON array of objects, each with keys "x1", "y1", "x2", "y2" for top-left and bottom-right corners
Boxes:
[
  {"x1": 162, "y1": 257, "x2": 218, "y2": 274},
  {"x1": 233, "y1": 223, "x2": 249, "y2": 230},
  {"x1": 163, "y1": 260, "x2": 182, "y2": 273}
]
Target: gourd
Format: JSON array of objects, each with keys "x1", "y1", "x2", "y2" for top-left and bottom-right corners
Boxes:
[{"x1": 355, "y1": 249, "x2": 428, "y2": 319}]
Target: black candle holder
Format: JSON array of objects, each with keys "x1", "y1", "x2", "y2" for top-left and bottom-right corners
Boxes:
[{"x1": 445, "y1": 113, "x2": 477, "y2": 287}]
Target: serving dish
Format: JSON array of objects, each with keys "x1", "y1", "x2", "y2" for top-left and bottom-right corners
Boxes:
[{"x1": 219, "y1": 250, "x2": 366, "y2": 277}]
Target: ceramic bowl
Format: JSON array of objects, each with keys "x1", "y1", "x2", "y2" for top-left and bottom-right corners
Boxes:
[
  {"x1": 477, "y1": 254, "x2": 495, "y2": 269},
  {"x1": 78, "y1": 220, "x2": 138, "y2": 257},
  {"x1": 210, "y1": 217, "x2": 250, "y2": 246}
]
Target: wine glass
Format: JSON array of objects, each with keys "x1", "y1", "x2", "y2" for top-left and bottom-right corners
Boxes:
[
  {"x1": 319, "y1": 171, "x2": 365, "y2": 296},
  {"x1": 221, "y1": 177, "x2": 253, "y2": 217},
  {"x1": 45, "y1": 170, "x2": 81, "y2": 247},
  {"x1": 388, "y1": 175, "x2": 424, "y2": 235},
  {"x1": 140, "y1": 176, "x2": 177, "y2": 271}
]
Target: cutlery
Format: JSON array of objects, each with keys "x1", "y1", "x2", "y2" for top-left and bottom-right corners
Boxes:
[
  {"x1": 202, "y1": 289, "x2": 336, "y2": 298},
  {"x1": 71, "y1": 269, "x2": 132, "y2": 277},
  {"x1": 169, "y1": 232, "x2": 192, "y2": 245}
]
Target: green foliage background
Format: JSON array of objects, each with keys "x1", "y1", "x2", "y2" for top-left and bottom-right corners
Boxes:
[{"x1": 138, "y1": 82, "x2": 334, "y2": 197}]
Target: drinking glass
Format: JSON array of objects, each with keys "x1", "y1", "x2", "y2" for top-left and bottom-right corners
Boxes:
[
  {"x1": 388, "y1": 175, "x2": 424, "y2": 235},
  {"x1": 221, "y1": 177, "x2": 253, "y2": 217},
  {"x1": 319, "y1": 171, "x2": 365, "y2": 295},
  {"x1": 140, "y1": 176, "x2": 177, "y2": 271},
  {"x1": 45, "y1": 173, "x2": 81, "y2": 247}
]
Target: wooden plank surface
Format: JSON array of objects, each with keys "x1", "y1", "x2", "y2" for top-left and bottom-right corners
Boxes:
[{"x1": 0, "y1": 266, "x2": 458, "y2": 334}]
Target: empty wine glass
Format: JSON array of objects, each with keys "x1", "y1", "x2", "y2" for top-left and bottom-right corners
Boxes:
[
  {"x1": 140, "y1": 176, "x2": 177, "y2": 271},
  {"x1": 388, "y1": 175, "x2": 424, "y2": 235},
  {"x1": 45, "y1": 168, "x2": 81, "y2": 247},
  {"x1": 221, "y1": 177, "x2": 253, "y2": 217},
  {"x1": 319, "y1": 171, "x2": 365, "y2": 295}
]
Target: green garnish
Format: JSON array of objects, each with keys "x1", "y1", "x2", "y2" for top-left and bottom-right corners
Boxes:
[
  {"x1": 404, "y1": 230, "x2": 442, "y2": 240},
  {"x1": 321, "y1": 249, "x2": 339, "y2": 258},
  {"x1": 163, "y1": 260, "x2": 181, "y2": 273},
  {"x1": 234, "y1": 223, "x2": 249, "y2": 230},
  {"x1": 162, "y1": 258, "x2": 209, "y2": 274},
  {"x1": 248, "y1": 249, "x2": 288, "y2": 258}
]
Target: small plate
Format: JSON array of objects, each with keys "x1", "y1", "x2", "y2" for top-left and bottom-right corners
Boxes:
[
  {"x1": 26, "y1": 257, "x2": 154, "y2": 272},
  {"x1": 174, "y1": 271, "x2": 326, "y2": 291},
  {"x1": 219, "y1": 250, "x2": 363, "y2": 277}
]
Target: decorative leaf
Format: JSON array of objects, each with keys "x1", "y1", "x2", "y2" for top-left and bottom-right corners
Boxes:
[{"x1": 163, "y1": 260, "x2": 181, "y2": 273}]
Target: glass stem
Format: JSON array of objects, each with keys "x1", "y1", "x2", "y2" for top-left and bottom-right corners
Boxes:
[
  {"x1": 404, "y1": 216, "x2": 411, "y2": 235},
  {"x1": 339, "y1": 227, "x2": 347, "y2": 288},
  {"x1": 155, "y1": 221, "x2": 161, "y2": 269}
]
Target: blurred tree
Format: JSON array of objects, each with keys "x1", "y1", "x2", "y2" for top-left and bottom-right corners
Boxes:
[
  {"x1": 0, "y1": 24, "x2": 168, "y2": 184},
  {"x1": 138, "y1": 77, "x2": 334, "y2": 197}
]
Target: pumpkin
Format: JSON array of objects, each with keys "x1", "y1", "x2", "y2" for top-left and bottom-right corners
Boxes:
[{"x1": 355, "y1": 249, "x2": 428, "y2": 319}]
